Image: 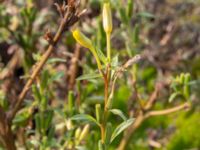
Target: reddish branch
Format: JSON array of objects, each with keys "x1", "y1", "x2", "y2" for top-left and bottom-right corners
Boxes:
[{"x1": 68, "y1": 44, "x2": 81, "y2": 90}]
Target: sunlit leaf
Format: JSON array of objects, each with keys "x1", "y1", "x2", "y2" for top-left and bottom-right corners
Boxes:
[
  {"x1": 76, "y1": 73, "x2": 102, "y2": 81},
  {"x1": 71, "y1": 114, "x2": 100, "y2": 126},
  {"x1": 110, "y1": 109, "x2": 127, "y2": 121},
  {"x1": 111, "y1": 118, "x2": 134, "y2": 142}
]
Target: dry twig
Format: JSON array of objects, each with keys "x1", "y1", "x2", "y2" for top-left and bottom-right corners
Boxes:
[
  {"x1": 0, "y1": 1, "x2": 83, "y2": 149},
  {"x1": 117, "y1": 83, "x2": 190, "y2": 150}
]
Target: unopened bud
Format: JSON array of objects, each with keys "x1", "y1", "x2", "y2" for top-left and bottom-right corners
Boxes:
[
  {"x1": 72, "y1": 29, "x2": 93, "y2": 49},
  {"x1": 75, "y1": 127, "x2": 81, "y2": 140},
  {"x1": 103, "y1": 2, "x2": 113, "y2": 34},
  {"x1": 95, "y1": 104, "x2": 101, "y2": 123}
]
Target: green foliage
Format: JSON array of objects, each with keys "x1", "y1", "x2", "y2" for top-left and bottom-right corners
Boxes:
[
  {"x1": 0, "y1": 0, "x2": 199, "y2": 150},
  {"x1": 167, "y1": 112, "x2": 200, "y2": 150}
]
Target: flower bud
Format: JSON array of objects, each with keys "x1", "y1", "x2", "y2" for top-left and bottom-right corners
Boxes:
[
  {"x1": 75, "y1": 127, "x2": 81, "y2": 140},
  {"x1": 103, "y1": 2, "x2": 113, "y2": 34},
  {"x1": 79, "y1": 124, "x2": 90, "y2": 141},
  {"x1": 72, "y1": 29, "x2": 102, "y2": 70},
  {"x1": 95, "y1": 104, "x2": 101, "y2": 123},
  {"x1": 72, "y1": 29, "x2": 93, "y2": 49}
]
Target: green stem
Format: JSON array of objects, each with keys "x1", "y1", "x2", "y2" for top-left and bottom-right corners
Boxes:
[
  {"x1": 91, "y1": 47, "x2": 103, "y2": 71},
  {"x1": 106, "y1": 33, "x2": 111, "y2": 62}
]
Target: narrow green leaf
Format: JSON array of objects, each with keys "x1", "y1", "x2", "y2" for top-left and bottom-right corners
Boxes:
[
  {"x1": 119, "y1": 7, "x2": 128, "y2": 24},
  {"x1": 41, "y1": 70, "x2": 49, "y2": 90},
  {"x1": 76, "y1": 73, "x2": 102, "y2": 81},
  {"x1": 127, "y1": 0, "x2": 134, "y2": 19},
  {"x1": 47, "y1": 58, "x2": 66, "y2": 64},
  {"x1": 169, "y1": 92, "x2": 182, "y2": 103},
  {"x1": 68, "y1": 91, "x2": 75, "y2": 115},
  {"x1": 71, "y1": 114, "x2": 100, "y2": 126},
  {"x1": 111, "y1": 118, "x2": 134, "y2": 142},
  {"x1": 111, "y1": 54, "x2": 119, "y2": 68},
  {"x1": 35, "y1": 114, "x2": 41, "y2": 133},
  {"x1": 44, "y1": 110, "x2": 54, "y2": 130},
  {"x1": 49, "y1": 71, "x2": 64, "y2": 83},
  {"x1": 183, "y1": 73, "x2": 191, "y2": 99},
  {"x1": 105, "y1": 123, "x2": 112, "y2": 145},
  {"x1": 110, "y1": 109, "x2": 127, "y2": 121},
  {"x1": 98, "y1": 140, "x2": 105, "y2": 150},
  {"x1": 32, "y1": 85, "x2": 41, "y2": 101},
  {"x1": 137, "y1": 12, "x2": 155, "y2": 18},
  {"x1": 96, "y1": 48, "x2": 107, "y2": 65},
  {"x1": 95, "y1": 104, "x2": 101, "y2": 123},
  {"x1": 133, "y1": 24, "x2": 139, "y2": 43}
]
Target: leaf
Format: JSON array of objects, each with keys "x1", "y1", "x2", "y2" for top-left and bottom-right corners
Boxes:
[
  {"x1": 111, "y1": 54, "x2": 119, "y2": 68},
  {"x1": 137, "y1": 12, "x2": 155, "y2": 18},
  {"x1": 76, "y1": 73, "x2": 102, "y2": 81},
  {"x1": 110, "y1": 109, "x2": 127, "y2": 121},
  {"x1": 105, "y1": 123, "x2": 112, "y2": 145},
  {"x1": 47, "y1": 58, "x2": 66, "y2": 64},
  {"x1": 127, "y1": 0, "x2": 134, "y2": 19},
  {"x1": 49, "y1": 71, "x2": 65, "y2": 83},
  {"x1": 97, "y1": 48, "x2": 107, "y2": 65},
  {"x1": 119, "y1": 7, "x2": 128, "y2": 24},
  {"x1": 169, "y1": 92, "x2": 182, "y2": 103},
  {"x1": 71, "y1": 114, "x2": 100, "y2": 126},
  {"x1": 111, "y1": 118, "x2": 134, "y2": 142},
  {"x1": 133, "y1": 24, "x2": 140, "y2": 43}
]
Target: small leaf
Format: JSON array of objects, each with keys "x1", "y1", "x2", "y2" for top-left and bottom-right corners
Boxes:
[
  {"x1": 97, "y1": 48, "x2": 107, "y2": 64},
  {"x1": 111, "y1": 118, "x2": 134, "y2": 142},
  {"x1": 32, "y1": 85, "x2": 41, "y2": 101},
  {"x1": 76, "y1": 73, "x2": 102, "y2": 81},
  {"x1": 111, "y1": 54, "x2": 119, "y2": 68},
  {"x1": 169, "y1": 92, "x2": 182, "y2": 103},
  {"x1": 98, "y1": 140, "x2": 105, "y2": 150},
  {"x1": 137, "y1": 12, "x2": 155, "y2": 18},
  {"x1": 71, "y1": 114, "x2": 100, "y2": 126},
  {"x1": 133, "y1": 24, "x2": 140, "y2": 43},
  {"x1": 127, "y1": 0, "x2": 134, "y2": 19},
  {"x1": 110, "y1": 109, "x2": 127, "y2": 121},
  {"x1": 47, "y1": 58, "x2": 66, "y2": 64},
  {"x1": 105, "y1": 123, "x2": 112, "y2": 145},
  {"x1": 49, "y1": 71, "x2": 65, "y2": 83},
  {"x1": 119, "y1": 7, "x2": 128, "y2": 24}
]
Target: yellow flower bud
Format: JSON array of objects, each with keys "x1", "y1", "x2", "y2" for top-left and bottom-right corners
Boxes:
[
  {"x1": 72, "y1": 29, "x2": 102, "y2": 70},
  {"x1": 103, "y1": 2, "x2": 113, "y2": 34},
  {"x1": 72, "y1": 29, "x2": 93, "y2": 49}
]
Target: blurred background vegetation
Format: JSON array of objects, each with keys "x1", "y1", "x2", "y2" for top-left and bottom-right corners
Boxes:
[{"x1": 0, "y1": 0, "x2": 200, "y2": 149}]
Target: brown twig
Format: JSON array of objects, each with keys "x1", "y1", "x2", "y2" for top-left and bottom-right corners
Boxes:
[
  {"x1": 7, "y1": 2, "x2": 80, "y2": 122},
  {"x1": 0, "y1": 1, "x2": 82, "y2": 150},
  {"x1": 117, "y1": 101, "x2": 190, "y2": 150},
  {"x1": 117, "y1": 82, "x2": 190, "y2": 150},
  {"x1": 144, "y1": 83, "x2": 162, "y2": 111},
  {"x1": 68, "y1": 44, "x2": 81, "y2": 90},
  {"x1": 144, "y1": 102, "x2": 190, "y2": 119}
]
